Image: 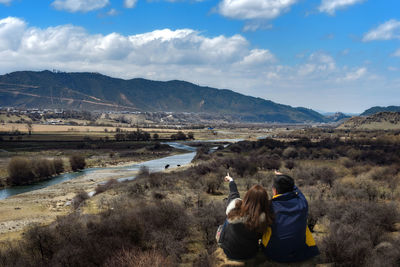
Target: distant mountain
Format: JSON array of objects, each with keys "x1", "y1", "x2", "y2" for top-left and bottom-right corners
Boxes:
[
  {"x1": 338, "y1": 111, "x2": 400, "y2": 130},
  {"x1": 361, "y1": 106, "x2": 400, "y2": 116},
  {"x1": 0, "y1": 70, "x2": 327, "y2": 123},
  {"x1": 325, "y1": 112, "x2": 351, "y2": 123}
]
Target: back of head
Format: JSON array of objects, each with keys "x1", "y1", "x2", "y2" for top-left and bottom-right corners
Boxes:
[
  {"x1": 240, "y1": 184, "x2": 273, "y2": 232},
  {"x1": 273, "y1": 174, "x2": 295, "y2": 194}
]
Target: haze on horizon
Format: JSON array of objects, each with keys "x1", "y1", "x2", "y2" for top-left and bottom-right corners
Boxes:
[{"x1": 0, "y1": 0, "x2": 399, "y2": 114}]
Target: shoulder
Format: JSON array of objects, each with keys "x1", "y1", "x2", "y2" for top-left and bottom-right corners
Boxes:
[{"x1": 226, "y1": 198, "x2": 241, "y2": 215}]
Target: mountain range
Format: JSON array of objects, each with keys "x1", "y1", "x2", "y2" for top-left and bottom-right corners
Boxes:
[
  {"x1": 361, "y1": 106, "x2": 400, "y2": 116},
  {"x1": 0, "y1": 70, "x2": 331, "y2": 123}
]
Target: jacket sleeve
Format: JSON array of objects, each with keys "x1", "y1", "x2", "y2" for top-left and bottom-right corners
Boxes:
[
  {"x1": 293, "y1": 185, "x2": 309, "y2": 217},
  {"x1": 293, "y1": 185, "x2": 307, "y2": 203},
  {"x1": 227, "y1": 180, "x2": 240, "y2": 205}
]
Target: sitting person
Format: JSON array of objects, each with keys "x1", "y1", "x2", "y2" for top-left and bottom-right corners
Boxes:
[
  {"x1": 262, "y1": 171, "x2": 320, "y2": 262},
  {"x1": 218, "y1": 173, "x2": 273, "y2": 260}
]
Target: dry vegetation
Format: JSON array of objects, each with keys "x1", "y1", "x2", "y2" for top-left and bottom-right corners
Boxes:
[{"x1": 1, "y1": 131, "x2": 400, "y2": 266}]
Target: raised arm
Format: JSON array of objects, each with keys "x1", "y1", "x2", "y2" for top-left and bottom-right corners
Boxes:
[{"x1": 225, "y1": 173, "x2": 240, "y2": 205}]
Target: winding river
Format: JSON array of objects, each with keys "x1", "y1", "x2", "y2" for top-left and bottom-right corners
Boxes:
[{"x1": 0, "y1": 140, "x2": 242, "y2": 200}]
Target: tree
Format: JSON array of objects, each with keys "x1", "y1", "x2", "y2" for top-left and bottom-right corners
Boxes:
[
  {"x1": 171, "y1": 131, "x2": 187, "y2": 140},
  {"x1": 26, "y1": 122, "x2": 33, "y2": 135}
]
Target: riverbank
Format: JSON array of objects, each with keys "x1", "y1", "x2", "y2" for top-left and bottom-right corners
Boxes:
[
  {"x1": 0, "y1": 144, "x2": 194, "y2": 241},
  {"x1": 0, "y1": 165, "x2": 141, "y2": 241}
]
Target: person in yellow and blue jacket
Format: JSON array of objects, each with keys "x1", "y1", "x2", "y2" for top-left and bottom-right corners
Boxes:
[{"x1": 262, "y1": 171, "x2": 320, "y2": 262}]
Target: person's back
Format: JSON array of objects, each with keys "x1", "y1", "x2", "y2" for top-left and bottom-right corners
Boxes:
[
  {"x1": 262, "y1": 173, "x2": 319, "y2": 262},
  {"x1": 219, "y1": 174, "x2": 273, "y2": 260}
]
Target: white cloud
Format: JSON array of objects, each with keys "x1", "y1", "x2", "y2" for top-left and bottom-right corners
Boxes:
[
  {"x1": 106, "y1": 8, "x2": 118, "y2": 16},
  {"x1": 318, "y1": 0, "x2": 365, "y2": 15},
  {"x1": 0, "y1": 0, "x2": 13, "y2": 5},
  {"x1": 218, "y1": 0, "x2": 298, "y2": 20},
  {"x1": 363, "y1": 19, "x2": 400, "y2": 42},
  {"x1": 343, "y1": 67, "x2": 367, "y2": 81},
  {"x1": 238, "y1": 49, "x2": 275, "y2": 65},
  {"x1": 393, "y1": 48, "x2": 400, "y2": 57},
  {"x1": 0, "y1": 17, "x2": 26, "y2": 51},
  {"x1": 296, "y1": 52, "x2": 336, "y2": 78},
  {"x1": 124, "y1": 0, "x2": 137, "y2": 8},
  {"x1": 0, "y1": 16, "x2": 274, "y2": 72},
  {"x1": 0, "y1": 16, "x2": 386, "y2": 113},
  {"x1": 51, "y1": 0, "x2": 109, "y2": 13},
  {"x1": 242, "y1": 22, "x2": 273, "y2": 32}
]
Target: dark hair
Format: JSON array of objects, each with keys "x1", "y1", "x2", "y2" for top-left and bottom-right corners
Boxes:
[
  {"x1": 228, "y1": 184, "x2": 273, "y2": 233},
  {"x1": 273, "y1": 174, "x2": 294, "y2": 194}
]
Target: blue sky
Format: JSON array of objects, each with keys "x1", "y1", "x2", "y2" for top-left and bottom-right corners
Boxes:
[{"x1": 1, "y1": 0, "x2": 400, "y2": 113}]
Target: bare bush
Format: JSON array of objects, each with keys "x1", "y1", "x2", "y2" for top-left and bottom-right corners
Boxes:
[
  {"x1": 195, "y1": 201, "x2": 226, "y2": 249},
  {"x1": 204, "y1": 174, "x2": 223, "y2": 194},
  {"x1": 95, "y1": 179, "x2": 118, "y2": 195},
  {"x1": 321, "y1": 201, "x2": 399, "y2": 266},
  {"x1": 292, "y1": 165, "x2": 337, "y2": 187},
  {"x1": 72, "y1": 190, "x2": 89, "y2": 209},
  {"x1": 282, "y1": 147, "x2": 298, "y2": 159},
  {"x1": 7, "y1": 157, "x2": 34, "y2": 185},
  {"x1": 53, "y1": 158, "x2": 64, "y2": 174},
  {"x1": 285, "y1": 160, "x2": 296, "y2": 170},
  {"x1": 104, "y1": 249, "x2": 172, "y2": 267},
  {"x1": 69, "y1": 155, "x2": 86, "y2": 171},
  {"x1": 32, "y1": 158, "x2": 55, "y2": 179}
]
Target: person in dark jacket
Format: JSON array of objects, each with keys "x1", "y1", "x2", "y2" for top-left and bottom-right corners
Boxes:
[
  {"x1": 262, "y1": 171, "x2": 319, "y2": 262},
  {"x1": 219, "y1": 173, "x2": 273, "y2": 260}
]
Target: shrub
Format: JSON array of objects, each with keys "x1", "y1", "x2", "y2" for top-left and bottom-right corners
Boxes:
[
  {"x1": 282, "y1": 147, "x2": 298, "y2": 159},
  {"x1": 321, "y1": 201, "x2": 400, "y2": 266},
  {"x1": 136, "y1": 166, "x2": 150, "y2": 179},
  {"x1": 7, "y1": 157, "x2": 34, "y2": 185},
  {"x1": 285, "y1": 160, "x2": 295, "y2": 170},
  {"x1": 193, "y1": 146, "x2": 211, "y2": 162},
  {"x1": 322, "y1": 223, "x2": 372, "y2": 266},
  {"x1": 259, "y1": 155, "x2": 281, "y2": 170},
  {"x1": 53, "y1": 158, "x2": 64, "y2": 174},
  {"x1": 32, "y1": 158, "x2": 55, "y2": 179},
  {"x1": 170, "y1": 131, "x2": 187, "y2": 140},
  {"x1": 72, "y1": 190, "x2": 89, "y2": 209},
  {"x1": 104, "y1": 249, "x2": 172, "y2": 267},
  {"x1": 229, "y1": 157, "x2": 258, "y2": 177},
  {"x1": 193, "y1": 251, "x2": 217, "y2": 267},
  {"x1": 95, "y1": 179, "x2": 118, "y2": 195},
  {"x1": 69, "y1": 155, "x2": 86, "y2": 171},
  {"x1": 292, "y1": 165, "x2": 337, "y2": 187},
  {"x1": 195, "y1": 201, "x2": 226, "y2": 249},
  {"x1": 341, "y1": 157, "x2": 355, "y2": 168},
  {"x1": 204, "y1": 174, "x2": 223, "y2": 194}
]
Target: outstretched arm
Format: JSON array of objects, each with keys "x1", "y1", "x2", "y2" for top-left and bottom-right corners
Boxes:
[{"x1": 225, "y1": 173, "x2": 240, "y2": 205}]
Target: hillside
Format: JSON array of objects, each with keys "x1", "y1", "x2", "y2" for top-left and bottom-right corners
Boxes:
[
  {"x1": 338, "y1": 111, "x2": 400, "y2": 130},
  {"x1": 361, "y1": 106, "x2": 400, "y2": 116},
  {"x1": 0, "y1": 70, "x2": 326, "y2": 123}
]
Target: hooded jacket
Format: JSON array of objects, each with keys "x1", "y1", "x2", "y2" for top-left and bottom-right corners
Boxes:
[
  {"x1": 262, "y1": 186, "x2": 319, "y2": 262},
  {"x1": 219, "y1": 181, "x2": 264, "y2": 260}
]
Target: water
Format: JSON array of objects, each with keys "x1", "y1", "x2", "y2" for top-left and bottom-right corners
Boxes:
[{"x1": 0, "y1": 141, "x2": 228, "y2": 200}]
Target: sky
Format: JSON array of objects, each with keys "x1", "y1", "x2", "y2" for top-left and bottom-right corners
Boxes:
[{"x1": 0, "y1": 0, "x2": 400, "y2": 113}]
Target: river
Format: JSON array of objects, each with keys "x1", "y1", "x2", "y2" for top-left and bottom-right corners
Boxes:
[{"x1": 0, "y1": 140, "x2": 241, "y2": 200}]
